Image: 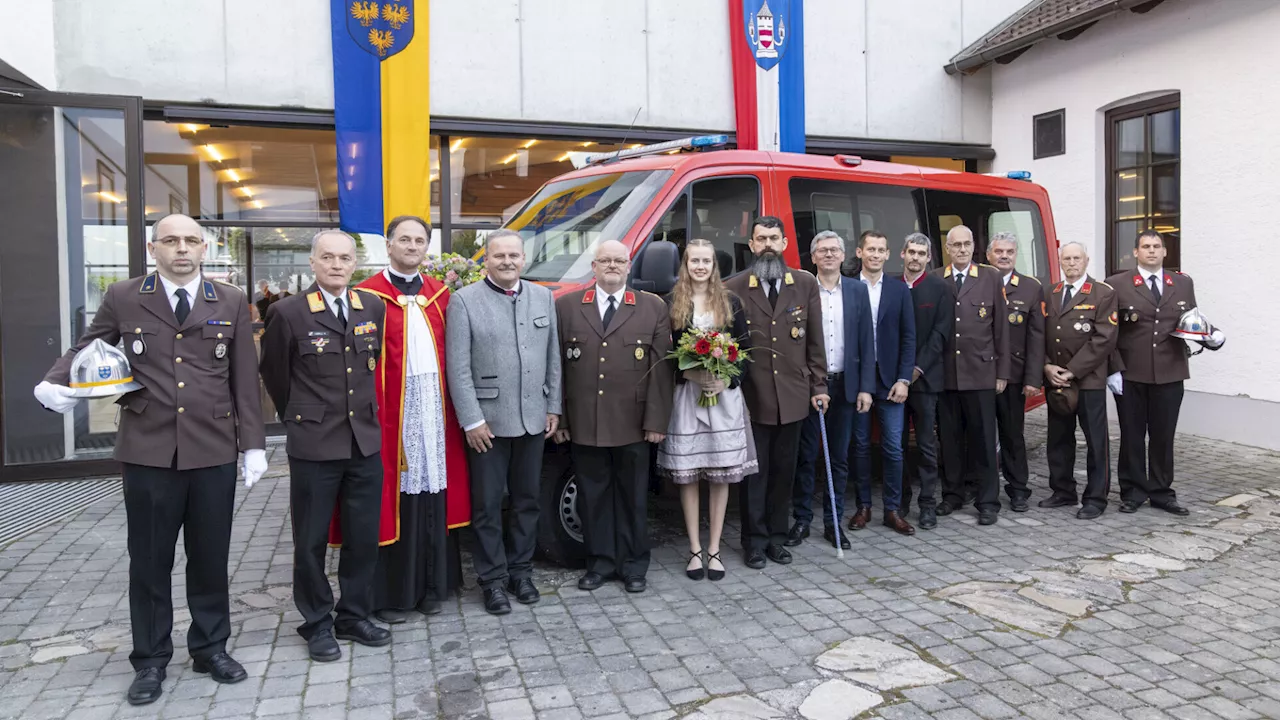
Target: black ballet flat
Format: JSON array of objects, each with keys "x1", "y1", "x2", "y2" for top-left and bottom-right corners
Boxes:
[
  {"x1": 686, "y1": 550, "x2": 705, "y2": 581},
  {"x1": 706, "y1": 552, "x2": 725, "y2": 582}
]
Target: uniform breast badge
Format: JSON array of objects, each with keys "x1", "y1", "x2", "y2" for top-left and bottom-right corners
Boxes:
[
  {"x1": 214, "y1": 342, "x2": 228, "y2": 359},
  {"x1": 132, "y1": 338, "x2": 146, "y2": 356},
  {"x1": 978, "y1": 306, "x2": 988, "y2": 319},
  {"x1": 1080, "y1": 322, "x2": 1091, "y2": 332},
  {"x1": 634, "y1": 346, "x2": 645, "y2": 361},
  {"x1": 368, "y1": 357, "x2": 377, "y2": 371},
  {"x1": 311, "y1": 337, "x2": 330, "y2": 353}
]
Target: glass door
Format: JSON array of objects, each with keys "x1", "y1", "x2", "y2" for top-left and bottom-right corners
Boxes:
[{"x1": 0, "y1": 89, "x2": 144, "y2": 481}]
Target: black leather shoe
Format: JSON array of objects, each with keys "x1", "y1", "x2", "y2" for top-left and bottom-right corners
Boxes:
[
  {"x1": 1119, "y1": 500, "x2": 1142, "y2": 513},
  {"x1": 935, "y1": 502, "x2": 953, "y2": 517},
  {"x1": 1038, "y1": 495, "x2": 1076, "y2": 509},
  {"x1": 307, "y1": 629, "x2": 342, "y2": 662},
  {"x1": 1010, "y1": 498, "x2": 1030, "y2": 512},
  {"x1": 483, "y1": 586, "x2": 512, "y2": 614},
  {"x1": 919, "y1": 508, "x2": 937, "y2": 529},
  {"x1": 978, "y1": 511, "x2": 998, "y2": 526},
  {"x1": 126, "y1": 667, "x2": 165, "y2": 705},
  {"x1": 823, "y1": 528, "x2": 852, "y2": 550},
  {"x1": 1077, "y1": 505, "x2": 1104, "y2": 520},
  {"x1": 1152, "y1": 500, "x2": 1190, "y2": 516},
  {"x1": 623, "y1": 576, "x2": 647, "y2": 593},
  {"x1": 335, "y1": 619, "x2": 392, "y2": 647},
  {"x1": 744, "y1": 550, "x2": 766, "y2": 569},
  {"x1": 416, "y1": 600, "x2": 443, "y2": 616},
  {"x1": 192, "y1": 652, "x2": 247, "y2": 684},
  {"x1": 507, "y1": 577, "x2": 540, "y2": 605},
  {"x1": 577, "y1": 572, "x2": 606, "y2": 591},
  {"x1": 785, "y1": 521, "x2": 810, "y2": 547},
  {"x1": 374, "y1": 609, "x2": 408, "y2": 625},
  {"x1": 765, "y1": 544, "x2": 793, "y2": 564}
]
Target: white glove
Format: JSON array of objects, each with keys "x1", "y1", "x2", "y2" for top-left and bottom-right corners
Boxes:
[
  {"x1": 1106, "y1": 372, "x2": 1124, "y2": 396},
  {"x1": 1206, "y1": 328, "x2": 1225, "y2": 349},
  {"x1": 242, "y1": 448, "x2": 268, "y2": 488},
  {"x1": 34, "y1": 381, "x2": 80, "y2": 414}
]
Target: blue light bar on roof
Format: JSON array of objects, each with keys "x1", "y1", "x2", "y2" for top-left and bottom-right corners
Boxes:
[
  {"x1": 985, "y1": 170, "x2": 1032, "y2": 181},
  {"x1": 584, "y1": 135, "x2": 730, "y2": 165}
]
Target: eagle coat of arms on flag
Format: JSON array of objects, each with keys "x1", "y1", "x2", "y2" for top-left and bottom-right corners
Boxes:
[
  {"x1": 744, "y1": 0, "x2": 790, "y2": 70},
  {"x1": 347, "y1": 1, "x2": 415, "y2": 58}
]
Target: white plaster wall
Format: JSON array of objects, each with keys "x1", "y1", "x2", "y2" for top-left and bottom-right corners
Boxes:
[
  {"x1": 36, "y1": 0, "x2": 1025, "y2": 144},
  {"x1": 989, "y1": 0, "x2": 1280, "y2": 404},
  {"x1": 0, "y1": 0, "x2": 57, "y2": 88}
]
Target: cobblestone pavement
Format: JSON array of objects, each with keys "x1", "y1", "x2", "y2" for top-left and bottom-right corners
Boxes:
[{"x1": 3, "y1": 410, "x2": 1280, "y2": 720}]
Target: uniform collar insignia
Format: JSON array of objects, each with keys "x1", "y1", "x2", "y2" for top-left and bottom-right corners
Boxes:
[
  {"x1": 349, "y1": 289, "x2": 364, "y2": 311},
  {"x1": 1080, "y1": 281, "x2": 1093, "y2": 294},
  {"x1": 623, "y1": 291, "x2": 636, "y2": 306},
  {"x1": 582, "y1": 289, "x2": 596, "y2": 304},
  {"x1": 749, "y1": 275, "x2": 759, "y2": 288},
  {"x1": 969, "y1": 265, "x2": 978, "y2": 277},
  {"x1": 201, "y1": 280, "x2": 218, "y2": 302},
  {"x1": 1165, "y1": 274, "x2": 1174, "y2": 286},
  {"x1": 1132, "y1": 274, "x2": 1143, "y2": 286},
  {"x1": 307, "y1": 291, "x2": 325, "y2": 313},
  {"x1": 1010, "y1": 274, "x2": 1019, "y2": 287},
  {"x1": 784, "y1": 272, "x2": 795, "y2": 285},
  {"x1": 943, "y1": 266, "x2": 953, "y2": 277},
  {"x1": 1053, "y1": 281, "x2": 1064, "y2": 293},
  {"x1": 139, "y1": 273, "x2": 158, "y2": 294}
]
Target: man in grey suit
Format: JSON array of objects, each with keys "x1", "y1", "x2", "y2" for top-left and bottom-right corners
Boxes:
[{"x1": 446, "y1": 230, "x2": 562, "y2": 615}]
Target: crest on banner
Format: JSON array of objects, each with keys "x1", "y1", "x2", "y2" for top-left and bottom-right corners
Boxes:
[
  {"x1": 347, "y1": 1, "x2": 415, "y2": 59},
  {"x1": 744, "y1": 0, "x2": 790, "y2": 70}
]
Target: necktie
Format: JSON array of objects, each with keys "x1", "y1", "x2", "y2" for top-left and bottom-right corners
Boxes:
[
  {"x1": 767, "y1": 282, "x2": 777, "y2": 309},
  {"x1": 505, "y1": 289, "x2": 517, "y2": 300},
  {"x1": 1061, "y1": 285, "x2": 1074, "y2": 311},
  {"x1": 955, "y1": 273, "x2": 964, "y2": 291},
  {"x1": 1148, "y1": 274, "x2": 1161, "y2": 304},
  {"x1": 174, "y1": 288, "x2": 190, "y2": 325},
  {"x1": 602, "y1": 295, "x2": 617, "y2": 329},
  {"x1": 335, "y1": 297, "x2": 347, "y2": 327}
]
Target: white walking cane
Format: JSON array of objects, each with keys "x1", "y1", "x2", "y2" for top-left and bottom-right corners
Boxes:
[{"x1": 817, "y1": 400, "x2": 844, "y2": 559}]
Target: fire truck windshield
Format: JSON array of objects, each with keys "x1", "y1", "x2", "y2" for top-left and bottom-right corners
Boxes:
[{"x1": 503, "y1": 169, "x2": 672, "y2": 283}]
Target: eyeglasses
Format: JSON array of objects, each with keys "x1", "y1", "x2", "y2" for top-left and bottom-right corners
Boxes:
[
  {"x1": 813, "y1": 248, "x2": 843, "y2": 257},
  {"x1": 594, "y1": 258, "x2": 629, "y2": 267}
]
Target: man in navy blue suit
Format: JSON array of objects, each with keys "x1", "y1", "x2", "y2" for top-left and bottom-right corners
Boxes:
[
  {"x1": 849, "y1": 231, "x2": 917, "y2": 536},
  {"x1": 788, "y1": 231, "x2": 874, "y2": 549}
]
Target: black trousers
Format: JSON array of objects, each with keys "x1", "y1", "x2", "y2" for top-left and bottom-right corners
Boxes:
[
  {"x1": 572, "y1": 441, "x2": 651, "y2": 578},
  {"x1": 289, "y1": 446, "x2": 382, "y2": 638},
  {"x1": 121, "y1": 459, "x2": 236, "y2": 670},
  {"x1": 903, "y1": 389, "x2": 941, "y2": 511},
  {"x1": 1046, "y1": 388, "x2": 1110, "y2": 509},
  {"x1": 1115, "y1": 379, "x2": 1183, "y2": 505},
  {"x1": 470, "y1": 433, "x2": 545, "y2": 588},
  {"x1": 741, "y1": 420, "x2": 803, "y2": 553},
  {"x1": 938, "y1": 389, "x2": 1000, "y2": 513},
  {"x1": 995, "y1": 384, "x2": 1031, "y2": 501}
]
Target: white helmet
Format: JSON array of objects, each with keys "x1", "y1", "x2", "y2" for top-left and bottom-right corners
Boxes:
[
  {"x1": 1171, "y1": 307, "x2": 1212, "y2": 342},
  {"x1": 68, "y1": 339, "x2": 145, "y2": 397}
]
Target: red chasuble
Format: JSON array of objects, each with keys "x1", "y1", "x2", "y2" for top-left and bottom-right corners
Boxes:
[{"x1": 328, "y1": 271, "x2": 472, "y2": 546}]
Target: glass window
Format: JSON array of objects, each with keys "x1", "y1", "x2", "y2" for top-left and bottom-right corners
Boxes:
[
  {"x1": 502, "y1": 170, "x2": 671, "y2": 283},
  {"x1": 648, "y1": 176, "x2": 761, "y2": 278},
  {"x1": 789, "y1": 178, "x2": 925, "y2": 274},
  {"x1": 450, "y1": 136, "x2": 623, "y2": 225},
  {"x1": 1106, "y1": 96, "x2": 1180, "y2": 273},
  {"x1": 926, "y1": 190, "x2": 1050, "y2": 286}
]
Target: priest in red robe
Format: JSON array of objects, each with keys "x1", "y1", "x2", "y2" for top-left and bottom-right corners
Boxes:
[{"x1": 332, "y1": 215, "x2": 470, "y2": 623}]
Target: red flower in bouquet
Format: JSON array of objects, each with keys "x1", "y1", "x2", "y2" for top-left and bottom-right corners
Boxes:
[
  {"x1": 667, "y1": 327, "x2": 751, "y2": 407},
  {"x1": 694, "y1": 338, "x2": 712, "y2": 356},
  {"x1": 728, "y1": 346, "x2": 738, "y2": 362}
]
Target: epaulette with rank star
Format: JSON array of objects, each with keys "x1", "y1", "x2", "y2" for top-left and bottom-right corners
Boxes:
[
  {"x1": 582, "y1": 289, "x2": 596, "y2": 304},
  {"x1": 307, "y1": 291, "x2": 325, "y2": 313},
  {"x1": 623, "y1": 291, "x2": 636, "y2": 306}
]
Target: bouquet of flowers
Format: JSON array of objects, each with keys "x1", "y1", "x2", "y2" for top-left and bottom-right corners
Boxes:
[
  {"x1": 421, "y1": 253, "x2": 485, "y2": 292},
  {"x1": 667, "y1": 328, "x2": 749, "y2": 407}
]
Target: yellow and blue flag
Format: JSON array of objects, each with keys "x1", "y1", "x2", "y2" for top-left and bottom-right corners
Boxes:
[{"x1": 330, "y1": 0, "x2": 430, "y2": 234}]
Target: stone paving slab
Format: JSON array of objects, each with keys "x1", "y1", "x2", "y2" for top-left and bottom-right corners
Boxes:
[{"x1": 2, "y1": 411, "x2": 1280, "y2": 719}]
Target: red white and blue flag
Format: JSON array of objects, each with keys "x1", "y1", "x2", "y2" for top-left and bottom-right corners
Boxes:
[{"x1": 731, "y1": 0, "x2": 805, "y2": 153}]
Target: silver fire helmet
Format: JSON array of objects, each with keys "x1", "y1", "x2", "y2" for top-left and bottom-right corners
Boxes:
[
  {"x1": 68, "y1": 339, "x2": 145, "y2": 398},
  {"x1": 1171, "y1": 307, "x2": 1212, "y2": 342}
]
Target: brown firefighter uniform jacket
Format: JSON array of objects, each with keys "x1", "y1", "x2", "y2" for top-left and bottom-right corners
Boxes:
[
  {"x1": 556, "y1": 287, "x2": 674, "y2": 447},
  {"x1": 1003, "y1": 271, "x2": 1046, "y2": 389},
  {"x1": 724, "y1": 269, "x2": 827, "y2": 426},
  {"x1": 1044, "y1": 276, "x2": 1119, "y2": 390},
  {"x1": 1105, "y1": 269, "x2": 1198, "y2": 385},
  {"x1": 933, "y1": 263, "x2": 1011, "y2": 391},
  {"x1": 259, "y1": 285, "x2": 386, "y2": 461},
  {"x1": 43, "y1": 272, "x2": 265, "y2": 470}
]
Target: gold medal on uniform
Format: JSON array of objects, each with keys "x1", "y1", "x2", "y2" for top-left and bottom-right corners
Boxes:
[
  {"x1": 634, "y1": 346, "x2": 645, "y2": 361},
  {"x1": 368, "y1": 357, "x2": 376, "y2": 371},
  {"x1": 214, "y1": 342, "x2": 228, "y2": 359},
  {"x1": 978, "y1": 306, "x2": 988, "y2": 319},
  {"x1": 790, "y1": 326, "x2": 800, "y2": 339}
]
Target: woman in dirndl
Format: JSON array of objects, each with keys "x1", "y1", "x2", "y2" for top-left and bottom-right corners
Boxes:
[{"x1": 658, "y1": 239, "x2": 758, "y2": 582}]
